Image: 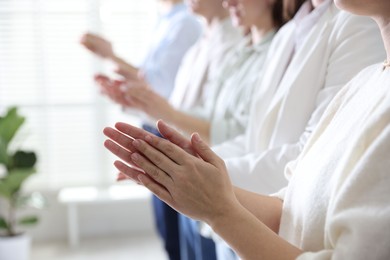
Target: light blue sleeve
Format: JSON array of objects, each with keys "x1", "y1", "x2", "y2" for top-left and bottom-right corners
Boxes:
[{"x1": 142, "y1": 15, "x2": 202, "y2": 99}]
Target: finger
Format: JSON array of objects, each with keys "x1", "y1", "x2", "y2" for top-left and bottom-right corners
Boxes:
[
  {"x1": 114, "y1": 159, "x2": 145, "y2": 174},
  {"x1": 104, "y1": 139, "x2": 136, "y2": 166},
  {"x1": 130, "y1": 151, "x2": 174, "y2": 189},
  {"x1": 157, "y1": 120, "x2": 195, "y2": 156},
  {"x1": 114, "y1": 161, "x2": 144, "y2": 184},
  {"x1": 113, "y1": 79, "x2": 125, "y2": 86},
  {"x1": 103, "y1": 127, "x2": 136, "y2": 152},
  {"x1": 116, "y1": 172, "x2": 130, "y2": 182},
  {"x1": 114, "y1": 122, "x2": 156, "y2": 141},
  {"x1": 191, "y1": 133, "x2": 224, "y2": 168},
  {"x1": 138, "y1": 174, "x2": 174, "y2": 206},
  {"x1": 134, "y1": 134, "x2": 189, "y2": 166},
  {"x1": 94, "y1": 74, "x2": 109, "y2": 82}
]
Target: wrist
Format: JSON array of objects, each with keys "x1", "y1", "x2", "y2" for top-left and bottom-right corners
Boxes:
[{"x1": 207, "y1": 198, "x2": 245, "y2": 234}]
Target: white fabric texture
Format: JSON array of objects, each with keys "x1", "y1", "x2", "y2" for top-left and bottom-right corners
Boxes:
[
  {"x1": 169, "y1": 17, "x2": 242, "y2": 110},
  {"x1": 279, "y1": 64, "x2": 390, "y2": 259},
  {"x1": 212, "y1": 3, "x2": 385, "y2": 195},
  {"x1": 186, "y1": 31, "x2": 275, "y2": 145}
]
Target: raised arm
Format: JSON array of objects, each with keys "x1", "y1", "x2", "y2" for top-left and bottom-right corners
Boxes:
[{"x1": 80, "y1": 33, "x2": 139, "y2": 80}]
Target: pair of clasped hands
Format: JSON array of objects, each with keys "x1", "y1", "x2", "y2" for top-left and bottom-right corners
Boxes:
[{"x1": 103, "y1": 120, "x2": 241, "y2": 225}]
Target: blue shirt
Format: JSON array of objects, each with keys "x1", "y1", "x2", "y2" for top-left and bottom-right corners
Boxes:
[{"x1": 140, "y1": 3, "x2": 202, "y2": 99}]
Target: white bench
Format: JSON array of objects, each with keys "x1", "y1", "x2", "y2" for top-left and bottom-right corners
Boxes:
[{"x1": 58, "y1": 185, "x2": 151, "y2": 248}]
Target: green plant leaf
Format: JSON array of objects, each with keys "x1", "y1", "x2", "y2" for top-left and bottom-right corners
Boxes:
[
  {"x1": 0, "y1": 107, "x2": 25, "y2": 146},
  {"x1": 0, "y1": 181, "x2": 12, "y2": 199},
  {"x1": 3, "y1": 168, "x2": 36, "y2": 196},
  {"x1": 0, "y1": 216, "x2": 9, "y2": 230},
  {"x1": 12, "y1": 151, "x2": 37, "y2": 168},
  {"x1": 18, "y1": 216, "x2": 38, "y2": 226},
  {"x1": 0, "y1": 139, "x2": 9, "y2": 166}
]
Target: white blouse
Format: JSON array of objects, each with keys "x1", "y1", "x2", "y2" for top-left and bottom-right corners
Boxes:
[
  {"x1": 170, "y1": 17, "x2": 242, "y2": 110},
  {"x1": 278, "y1": 64, "x2": 390, "y2": 259},
  {"x1": 187, "y1": 31, "x2": 275, "y2": 145},
  {"x1": 212, "y1": 4, "x2": 385, "y2": 195}
]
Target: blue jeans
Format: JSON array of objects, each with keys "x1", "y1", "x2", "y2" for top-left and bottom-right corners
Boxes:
[
  {"x1": 152, "y1": 195, "x2": 181, "y2": 260},
  {"x1": 143, "y1": 123, "x2": 181, "y2": 260},
  {"x1": 179, "y1": 214, "x2": 217, "y2": 260}
]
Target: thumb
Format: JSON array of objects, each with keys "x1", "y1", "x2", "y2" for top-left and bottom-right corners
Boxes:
[{"x1": 191, "y1": 133, "x2": 223, "y2": 167}]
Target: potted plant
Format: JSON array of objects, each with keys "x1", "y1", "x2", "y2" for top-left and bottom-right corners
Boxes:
[{"x1": 0, "y1": 107, "x2": 45, "y2": 260}]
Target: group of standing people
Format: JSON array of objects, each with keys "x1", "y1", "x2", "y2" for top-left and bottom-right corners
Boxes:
[{"x1": 82, "y1": 0, "x2": 390, "y2": 259}]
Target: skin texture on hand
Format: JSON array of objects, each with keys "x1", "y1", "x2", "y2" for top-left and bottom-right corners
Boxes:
[
  {"x1": 103, "y1": 121, "x2": 195, "y2": 182},
  {"x1": 103, "y1": 120, "x2": 302, "y2": 259},
  {"x1": 94, "y1": 74, "x2": 130, "y2": 107},
  {"x1": 103, "y1": 120, "x2": 239, "y2": 222}
]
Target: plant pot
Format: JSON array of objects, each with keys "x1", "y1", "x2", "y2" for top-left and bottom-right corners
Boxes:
[{"x1": 0, "y1": 233, "x2": 31, "y2": 260}]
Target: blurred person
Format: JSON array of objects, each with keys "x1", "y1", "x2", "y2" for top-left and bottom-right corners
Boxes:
[
  {"x1": 81, "y1": 0, "x2": 202, "y2": 99},
  {"x1": 140, "y1": 0, "x2": 243, "y2": 259},
  {"x1": 116, "y1": 0, "x2": 285, "y2": 147}
]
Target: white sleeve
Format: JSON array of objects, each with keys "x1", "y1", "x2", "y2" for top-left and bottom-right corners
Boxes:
[
  {"x1": 297, "y1": 125, "x2": 390, "y2": 260},
  {"x1": 225, "y1": 143, "x2": 301, "y2": 194},
  {"x1": 212, "y1": 134, "x2": 247, "y2": 159}
]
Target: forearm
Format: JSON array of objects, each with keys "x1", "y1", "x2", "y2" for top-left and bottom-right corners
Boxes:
[
  {"x1": 234, "y1": 186, "x2": 282, "y2": 233},
  {"x1": 111, "y1": 55, "x2": 139, "y2": 79},
  {"x1": 210, "y1": 199, "x2": 302, "y2": 260}
]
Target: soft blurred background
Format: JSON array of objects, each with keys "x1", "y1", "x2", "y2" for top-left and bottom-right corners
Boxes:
[{"x1": 0, "y1": 0, "x2": 168, "y2": 259}]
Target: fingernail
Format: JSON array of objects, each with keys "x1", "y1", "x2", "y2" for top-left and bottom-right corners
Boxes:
[
  {"x1": 133, "y1": 139, "x2": 141, "y2": 147},
  {"x1": 193, "y1": 133, "x2": 201, "y2": 142},
  {"x1": 131, "y1": 153, "x2": 140, "y2": 161},
  {"x1": 138, "y1": 174, "x2": 145, "y2": 183}
]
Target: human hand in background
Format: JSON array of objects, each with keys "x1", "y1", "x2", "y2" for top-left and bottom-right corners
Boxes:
[
  {"x1": 104, "y1": 120, "x2": 239, "y2": 224},
  {"x1": 80, "y1": 33, "x2": 115, "y2": 59},
  {"x1": 94, "y1": 74, "x2": 132, "y2": 107},
  {"x1": 114, "y1": 63, "x2": 140, "y2": 81}
]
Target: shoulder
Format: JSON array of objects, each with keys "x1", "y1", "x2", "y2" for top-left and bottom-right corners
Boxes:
[
  {"x1": 327, "y1": 4, "x2": 378, "y2": 35},
  {"x1": 171, "y1": 9, "x2": 201, "y2": 29},
  {"x1": 332, "y1": 63, "x2": 384, "y2": 106},
  {"x1": 350, "y1": 63, "x2": 383, "y2": 81},
  {"x1": 166, "y1": 11, "x2": 202, "y2": 39}
]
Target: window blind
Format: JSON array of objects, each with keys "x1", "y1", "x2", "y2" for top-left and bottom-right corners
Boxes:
[{"x1": 0, "y1": 0, "x2": 158, "y2": 190}]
